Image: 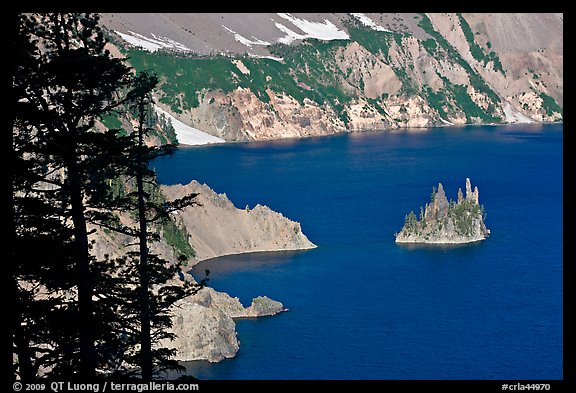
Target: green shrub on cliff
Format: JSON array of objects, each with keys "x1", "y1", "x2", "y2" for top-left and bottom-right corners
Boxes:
[{"x1": 162, "y1": 219, "x2": 195, "y2": 260}]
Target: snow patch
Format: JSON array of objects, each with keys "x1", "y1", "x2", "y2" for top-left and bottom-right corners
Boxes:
[
  {"x1": 222, "y1": 25, "x2": 270, "y2": 48},
  {"x1": 115, "y1": 30, "x2": 189, "y2": 52},
  {"x1": 351, "y1": 13, "x2": 392, "y2": 32},
  {"x1": 115, "y1": 30, "x2": 163, "y2": 51},
  {"x1": 274, "y1": 22, "x2": 307, "y2": 44},
  {"x1": 274, "y1": 13, "x2": 349, "y2": 44},
  {"x1": 503, "y1": 101, "x2": 534, "y2": 124},
  {"x1": 150, "y1": 33, "x2": 190, "y2": 51},
  {"x1": 439, "y1": 117, "x2": 454, "y2": 126},
  {"x1": 247, "y1": 53, "x2": 284, "y2": 62},
  {"x1": 154, "y1": 106, "x2": 226, "y2": 146}
]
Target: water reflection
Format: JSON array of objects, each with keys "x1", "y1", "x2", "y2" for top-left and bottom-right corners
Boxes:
[{"x1": 189, "y1": 250, "x2": 307, "y2": 279}]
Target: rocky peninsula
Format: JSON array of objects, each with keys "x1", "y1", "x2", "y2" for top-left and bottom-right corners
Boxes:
[
  {"x1": 161, "y1": 180, "x2": 317, "y2": 264},
  {"x1": 163, "y1": 281, "x2": 286, "y2": 363},
  {"x1": 92, "y1": 180, "x2": 315, "y2": 363},
  {"x1": 159, "y1": 181, "x2": 315, "y2": 362},
  {"x1": 395, "y1": 178, "x2": 490, "y2": 244}
]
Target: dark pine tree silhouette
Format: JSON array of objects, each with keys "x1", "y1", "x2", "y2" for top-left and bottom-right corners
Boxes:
[
  {"x1": 13, "y1": 13, "x2": 134, "y2": 378},
  {"x1": 13, "y1": 12, "x2": 207, "y2": 380},
  {"x1": 134, "y1": 73, "x2": 157, "y2": 381},
  {"x1": 86, "y1": 71, "x2": 206, "y2": 378},
  {"x1": 118, "y1": 71, "x2": 205, "y2": 379}
]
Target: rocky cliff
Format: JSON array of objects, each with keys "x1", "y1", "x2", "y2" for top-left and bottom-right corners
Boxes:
[
  {"x1": 101, "y1": 13, "x2": 562, "y2": 144},
  {"x1": 163, "y1": 283, "x2": 286, "y2": 363},
  {"x1": 157, "y1": 181, "x2": 311, "y2": 361},
  {"x1": 91, "y1": 179, "x2": 313, "y2": 363},
  {"x1": 160, "y1": 180, "x2": 317, "y2": 263},
  {"x1": 395, "y1": 178, "x2": 490, "y2": 244}
]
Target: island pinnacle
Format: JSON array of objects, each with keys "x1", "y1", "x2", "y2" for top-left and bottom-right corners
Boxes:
[{"x1": 395, "y1": 178, "x2": 490, "y2": 244}]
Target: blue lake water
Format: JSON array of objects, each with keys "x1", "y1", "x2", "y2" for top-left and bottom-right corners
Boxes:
[{"x1": 153, "y1": 124, "x2": 563, "y2": 380}]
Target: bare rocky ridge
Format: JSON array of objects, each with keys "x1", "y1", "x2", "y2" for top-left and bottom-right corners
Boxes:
[
  {"x1": 100, "y1": 13, "x2": 350, "y2": 57},
  {"x1": 161, "y1": 180, "x2": 317, "y2": 264},
  {"x1": 156, "y1": 180, "x2": 313, "y2": 362},
  {"x1": 427, "y1": 13, "x2": 562, "y2": 122},
  {"x1": 395, "y1": 178, "x2": 490, "y2": 244},
  {"x1": 164, "y1": 285, "x2": 286, "y2": 362},
  {"x1": 91, "y1": 180, "x2": 313, "y2": 363}
]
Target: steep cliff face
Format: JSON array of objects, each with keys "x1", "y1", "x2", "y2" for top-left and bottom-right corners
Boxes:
[
  {"x1": 395, "y1": 178, "x2": 490, "y2": 244},
  {"x1": 164, "y1": 285, "x2": 286, "y2": 363},
  {"x1": 91, "y1": 179, "x2": 312, "y2": 363},
  {"x1": 102, "y1": 13, "x2": 562, "y2": 144},
  {"x1": 165, "y1": 297, "x2": 239, "y2": 363},
  {"x1": 161, "y1": 180, "x2": 317, "y2": 263}
]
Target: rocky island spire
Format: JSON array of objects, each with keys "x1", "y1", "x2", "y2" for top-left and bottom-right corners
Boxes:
[{"x1": 395, "y1": 178, "x2": 490, "y2": 244}]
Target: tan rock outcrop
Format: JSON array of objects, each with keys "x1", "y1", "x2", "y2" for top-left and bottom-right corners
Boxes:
[
  {"x1": 165, "y1": 287, "x2": 287, "y2": 362},
  {"x1": 91, "y1": 179, "x2": 311, "y2": 363},
  {"x1": 165, "y1": 298, "x2": 239, "y2": 363},
  {"x1": 161, "y1": 180, "x2": 316, "y2": 264}
]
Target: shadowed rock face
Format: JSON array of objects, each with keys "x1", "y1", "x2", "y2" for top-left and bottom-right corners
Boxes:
[{"x1": 396, "y1": 178, "x2": 490, "y2": 244}]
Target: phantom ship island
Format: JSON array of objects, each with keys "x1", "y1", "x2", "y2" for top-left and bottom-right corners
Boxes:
[{"x1": 395, "y1": 178, "x2": 490, "y2": 244}]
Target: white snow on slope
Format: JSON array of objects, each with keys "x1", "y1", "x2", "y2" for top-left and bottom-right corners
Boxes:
[
  {"x1": 503, "y1": 101, "x2": 534, "y2": 124},
  {"x1": 351, "y1": 13, "x2": 392, "y2": 32},
  {"x1": 222, "y1": 25, "x2": 271, "y2": 48},
  {"x1": 274, "y1": 21, "x2": 307, "y2": 44},
  {"x1": 154, "y1": 106, "x2": 226, "y2": 146},
  {"x1": 274, "y1": 13, "x2": 349, "y2": 44},
  {"x1": 115, "y1": 30, "x2": 190, "y2": 52},
  {"x1": 115, "y1": 30, "x2": 163, "y2": 51},
  {"x1": 150, "y1": 33, "x2": 190, "y2": 51},
  {"x1": 439, "y1": 117, "x2": 454, "y2": 126},
  {"x1": 247, "y1": 53, "x2": 284, "y2": 62}
]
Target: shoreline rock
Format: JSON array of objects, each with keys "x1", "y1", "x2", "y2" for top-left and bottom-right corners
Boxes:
[
  {"x1": 164, "y1": 298, "x2": 239, "y2": 363},
  {"x1": 94, "y1": 179, "x2": 309, "y2": 364},
  {"x1": 165, "y1": 286, "x2": 286, "y2": 363},
  {"x1": 156, "y1": 180, "x2": 315, "y2": 363},
  {"x1": 244, "y1": 296, "x2": 287, "y2": 318}
]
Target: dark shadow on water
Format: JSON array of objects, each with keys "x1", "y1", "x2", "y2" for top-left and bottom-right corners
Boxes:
[
  {"x1": 189, "y1": 249, "x2": 312, "y2": 279},
  {"x1": 160, "y1": 357, "x2": 239, "y2": 380},
  {"x1": 395, "y1": 240, "x2": 488, "y2": 263},
  {"x1": 395, "y1": 240, "x2": 486, "y2": 251}
]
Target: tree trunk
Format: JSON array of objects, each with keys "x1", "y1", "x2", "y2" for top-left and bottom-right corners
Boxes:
[
  {"x1": 12, "y1": 280, "x2": 35, "y2": 380},
  {"x1": 136, "y1": 98, "x2": 153, "y2": 380},
  {"x1": 68, "y1": 162, "x2": 96, "y2": 379}
]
